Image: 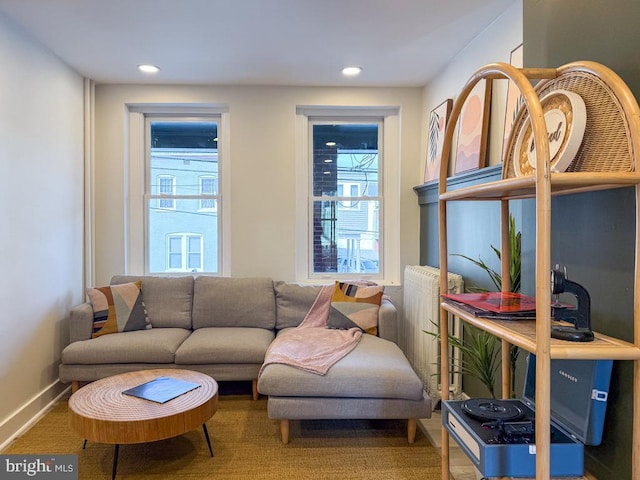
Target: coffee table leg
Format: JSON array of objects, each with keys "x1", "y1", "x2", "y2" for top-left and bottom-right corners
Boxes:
[
  {"x1": 112, "y1": 444, "x2": 119, "y2": 480},
  {"x1": 202, "y1": 424, "x2": 214, "y2": 457}
]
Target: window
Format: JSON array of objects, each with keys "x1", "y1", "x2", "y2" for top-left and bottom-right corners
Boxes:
[
  {"x1": 310, "y1": 122, "x2": 380, "y2": 276},
  {"x1": 337, "y1": 182, "x2": 360, "y2": 208},
  {"x1": 157, "y1": 175, "x2": 176, "y2": 209},
  {"x1": 295, "y1": 107, "x2": 400, "y2": 284},
  {"x1": 145, "y1": 118, "x2": 221, "y2": 274},
  {"x1": 127, "y1": 105, "x2": 229, "y2": 276},
  {"x1": 167, "y1": 234, "x2": 203, "y2": 272},
  {"x1": 199, "y1": 175, "x2": 218, "y2": 212}
]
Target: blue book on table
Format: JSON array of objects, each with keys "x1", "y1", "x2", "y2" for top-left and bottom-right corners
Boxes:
[{"x1": 122, "y1": 376, "x2": 201, "y2": 403}]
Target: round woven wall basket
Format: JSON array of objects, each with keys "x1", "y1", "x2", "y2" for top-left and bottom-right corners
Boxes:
[{"x1": 503, "y1": 65, "x2": 636, "y2": 179}]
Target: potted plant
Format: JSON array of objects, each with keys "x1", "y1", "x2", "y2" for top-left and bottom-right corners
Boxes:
[
  {"x1": 427, "y1": 215, "x2": 522, "y2": 399},
  {"x1": 427, "y1": 319, "x2": 501, "y2": 398}
]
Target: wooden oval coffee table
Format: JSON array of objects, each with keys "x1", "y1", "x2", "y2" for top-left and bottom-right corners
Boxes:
[{"x1": 68, "y1": 369, "x2": 218, "y2": 479}]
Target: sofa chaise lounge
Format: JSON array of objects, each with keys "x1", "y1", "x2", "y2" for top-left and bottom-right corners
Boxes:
[{"x1": 59, "y1": 275, "x2": 431, "y2": 443}]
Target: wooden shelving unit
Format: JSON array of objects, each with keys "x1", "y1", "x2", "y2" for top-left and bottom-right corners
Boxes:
[{"x1": 437, "y1": 61, "x2": 640, "y2": 480}]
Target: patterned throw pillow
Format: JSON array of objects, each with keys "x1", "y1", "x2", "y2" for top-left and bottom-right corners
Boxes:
[
  {"x1": 87, "y1": 281, "x2": 150, "y2": 338},
  {"x1": 327, "y1": 281, "x2": 384, "y2": 335}
]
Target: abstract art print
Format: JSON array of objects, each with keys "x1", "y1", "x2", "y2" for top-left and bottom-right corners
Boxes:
[
  {"x1": 454, "y1": 79, "x2": 492, "y2": 174},
  {"x1": 424, "y1": 98, "x2": 453, "y2": 182}
]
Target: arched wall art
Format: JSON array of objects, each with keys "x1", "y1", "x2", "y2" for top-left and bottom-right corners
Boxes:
[
  {"x1": 424, "y1": 98, "x2": 453, "y2": 182},
  {"x1": 454, "y1": 79, "x2": 492, "y2": 175}
]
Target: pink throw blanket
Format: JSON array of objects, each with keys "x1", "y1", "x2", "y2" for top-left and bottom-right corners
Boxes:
[{"x1": 258, "y1": 285, "x2": 362, "y2": 376}]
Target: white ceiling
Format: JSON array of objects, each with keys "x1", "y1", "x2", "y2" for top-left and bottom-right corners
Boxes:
[{"x1": 0, "y1": 0, "x2": 515, "y2": 87}]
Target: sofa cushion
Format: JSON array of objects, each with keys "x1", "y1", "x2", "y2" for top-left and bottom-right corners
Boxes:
[
  {"x1": 327, "y1": 282, "x2": 384, "y2": 335},
  {"x1": 61, "y1": 328, "x2": 191, "y2": 364},
  {"x1": 274, "y1": 281, "x2": 323, "y2": 330},
  {"x1": 257, "y1": 334, "x2": 424, "y2": 400},
  {"x1": 175, "y1": 327, "x2": 275, "y2": 364},
  {"x1": 87, "y1": 281, "x2": 150, "y2": 338},
  {"x1": 192, "y1": 277, "x2": 276, "y2": 329},
  {"x1": 111, "y1": 275, "x2": 193, "y2": 329}
]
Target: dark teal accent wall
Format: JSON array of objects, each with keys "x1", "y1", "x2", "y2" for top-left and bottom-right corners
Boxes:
[
  {"x1": 415, "y1": 165, "x2": 503, "y2": 277},
  {"x1": 523, "y1": 0, "x2": 640, "y2": 96},
  {"x1": 547, "y1": 189, "x2": 635, "y2": 479}
]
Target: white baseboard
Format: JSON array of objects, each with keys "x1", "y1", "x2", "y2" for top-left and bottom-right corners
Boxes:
[{"x1": 0, "y1": 379, "x2": 70, "y2": 452}]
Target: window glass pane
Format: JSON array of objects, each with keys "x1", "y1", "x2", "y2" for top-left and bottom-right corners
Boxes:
[
  {"x1": 312, "y1": 124, "x2": 378, "y2": 196},
  {"x1": 188, "y1": 236, "x2": 201, "y2": 253},
  {"x1": 147, "y1": 120, "x2": 219, "y2": 273},
  {"x1": 159, "y1": 177, "x2": 174, "y2": 194},
  {"x1": 311, "y1": 123, "x2": 379, "y2": 275},
  {"x1": 159, "y1": 199, "x2": 174, "y2": 209},
  {"x1": 201, "y1": 177, "x2": 216, "y2": 194},
  {"x1": 312, "y1": 200, "x2": 379, "y2": 274},
  {"x1": 168, "y1": 237, "x2": 182, "y2": 269},
  {"x1": 188, "y1": 254, "x2": 201, "y2": 269},
  {"x1": 187, "y1": 236, "x2": 202, "y2": 269},
  {"x1": 148, "y1": 199, "x2": 217, "y2": 272},
  {"x1": 150, "y1": 122, "x2": 217, "y2": 194},
  {"x1": 169, "y1": 236, "x2": 181, "y2": 252}
]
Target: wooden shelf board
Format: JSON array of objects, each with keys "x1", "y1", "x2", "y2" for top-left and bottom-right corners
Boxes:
[
  {"x1": 442, "y1": 303, "x2": 640, "y2": 360},
  {"x1": 438, "y1": 172, "x2": 640, "y2": 202}
]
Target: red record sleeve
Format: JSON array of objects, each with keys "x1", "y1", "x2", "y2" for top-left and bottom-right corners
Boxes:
[{"x1": 442, "y1": 292, "x2": 537, "y2": 314}]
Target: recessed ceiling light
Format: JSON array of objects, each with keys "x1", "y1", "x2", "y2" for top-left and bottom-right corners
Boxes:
[
  {"x1": 342, "y1": 66, "x2": 362, "y2": 77},
  {"x1": 138, "y1": 64, "x2": 160, "y2": 74}
]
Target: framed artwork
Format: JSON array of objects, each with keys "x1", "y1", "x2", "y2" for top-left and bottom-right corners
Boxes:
[
  {"x1": 424, "y1": 98, "x2": 453, "y2": 182},
  {"x1": 502, "y1": 43, "x2": 524, "y2": 160},
  {"x1": 454, "y1": 79, "x2": 492, "y2": 174}
]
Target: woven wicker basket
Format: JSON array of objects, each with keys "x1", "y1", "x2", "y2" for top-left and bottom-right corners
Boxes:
[{"x1": 504, "y1": 66, "x2": 636, "y2": 178}]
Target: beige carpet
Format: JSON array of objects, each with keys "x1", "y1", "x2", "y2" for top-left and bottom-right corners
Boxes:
[{"x1": 3, "y1": 394, "x2": 441, "y2": 479}]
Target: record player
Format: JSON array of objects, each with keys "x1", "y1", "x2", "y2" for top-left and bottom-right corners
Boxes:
[{"x1": 442, "y1": 355, "x2": 613, "y2": 478}]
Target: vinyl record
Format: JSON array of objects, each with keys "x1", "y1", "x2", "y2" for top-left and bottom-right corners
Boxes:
[{"x1": 462, "y1": 398, "x2": 524, "y2": 421}]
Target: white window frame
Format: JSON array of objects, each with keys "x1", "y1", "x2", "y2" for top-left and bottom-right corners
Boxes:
[
  {"x1": 167, "y1": 233, "x2": 204, "y2": 272},
  {"x1": 294, "y1": 106, "x2": 401, "y2": 285},
  {"x1": 126, "y1": 104, "x2": 231, "y2": 276}
]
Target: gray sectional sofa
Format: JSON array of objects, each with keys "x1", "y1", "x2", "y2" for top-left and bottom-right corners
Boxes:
[{"x1": 59, "y1": 275, "x2": 431, "y2": 443}]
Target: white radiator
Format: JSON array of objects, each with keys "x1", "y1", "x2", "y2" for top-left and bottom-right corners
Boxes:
[{"x1": 402, "y1": 265, "x2": 464, "y2": 403}]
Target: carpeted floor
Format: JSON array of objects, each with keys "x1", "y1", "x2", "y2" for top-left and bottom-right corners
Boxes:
[{"x1": 3, "y1": 391, "x2": 441, "y2": 479}]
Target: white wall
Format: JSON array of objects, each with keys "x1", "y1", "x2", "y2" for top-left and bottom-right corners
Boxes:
[
  {"x1": 422, "y1": 1, "x2": 523, "y2": 175},
  {"x1": 0, "y1": 14, "x2": 84, "y2": 447},
  {"x1": 93, "y1": 85, "x2": 424, "y2": 293}
]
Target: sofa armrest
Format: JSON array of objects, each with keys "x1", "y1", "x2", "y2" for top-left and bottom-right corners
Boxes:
[
  {"x1": 378, "y1": 298, "x2": 397, "y2": 344},
  {"x1": 69, "y1": 303, "x2": 94, "y2": 343}
]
